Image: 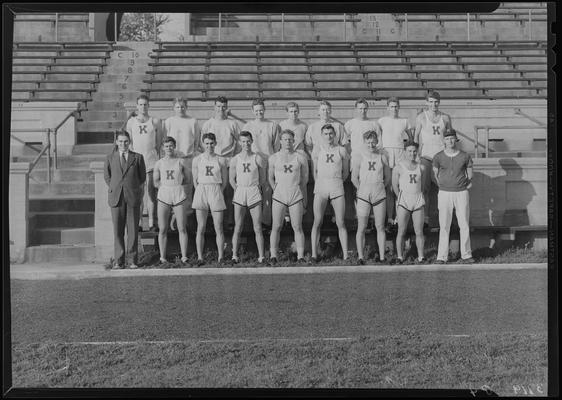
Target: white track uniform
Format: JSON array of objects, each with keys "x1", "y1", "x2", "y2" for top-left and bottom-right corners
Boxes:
[
  {"x1": 192, "y1": 154, "x2": 226, "y2": 211},
  {"x1": 396, "y1": 162, "x2": 425, "y2": 212},
  {"x1": 419, "y1": 111, "x2": 446, "y2": 161},
  {"x1": 355, "y1": 152, "x2": 386, "y2": 216},
  {"x1": 127, "y1": 117, "x2": 159, "y2": 171},
  {"x1": 242, "y1": 119, "x2": 280, "y2": 161},
  {"x1": 345, "y1": 118, "x2": 381, "y2": 159},
  {"x1": 232, "y1": 154, "x2": 262, "y2": 209},
  {"x1": 271, "y1": 152, "x2": 307, "y2": 207},
  {"x1": 305, "y1": 120, "x2": 347, "y2": 155},
  {"x1": 155, "y1": 157, "x2": 188, "y2": 207},
  {"x1": 164, "y1": 116, "x2": 200, "y2": 158},
  {"x1": 313, "y1": 145, "x2": 348, "y2": 200},
  {"x1": 378, "y1": 116, "x2": 411, "y2": 168},
  {"x1": 200, "y1": 118, "x2": 240, "y2": 158},
  {"x1": 279, "y1": 120, "x2": 307, "y2": 155}
]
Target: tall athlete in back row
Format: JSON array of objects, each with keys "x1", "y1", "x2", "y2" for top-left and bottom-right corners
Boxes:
[
  {"x1": 414, "y1": 91, "x2": 453, "y2": 227},
  {"x1": 127, "y1": 94, "x2": 163, "y2": 232}
]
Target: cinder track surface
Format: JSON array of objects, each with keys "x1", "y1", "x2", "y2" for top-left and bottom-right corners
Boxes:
[{"x1": 10, "y1": 266, "x2": 547, "y2": 343}]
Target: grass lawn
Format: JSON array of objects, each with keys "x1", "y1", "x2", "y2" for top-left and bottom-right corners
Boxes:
[
  {"x1": 12, "y1": 330, "x2": 547, "y2": 394},
  {"x1": 107, "y1": 244, "x2": 548, "y2": 270}
]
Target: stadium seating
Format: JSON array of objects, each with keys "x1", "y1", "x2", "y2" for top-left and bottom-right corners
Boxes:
[
  {"x1": 11, "y1": 42, "x2": 114, "y2": 104},
  {"x1": 143, "y1": 40, "x2": 547, "y2": 101}
]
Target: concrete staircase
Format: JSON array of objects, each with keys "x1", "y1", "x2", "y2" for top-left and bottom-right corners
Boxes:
[
  {"x1": 76, "y1": 41, "x2": 154, "y2": 144},
  {"x1": 15, "y1": 42, "x2": 155, "y2": 262}
]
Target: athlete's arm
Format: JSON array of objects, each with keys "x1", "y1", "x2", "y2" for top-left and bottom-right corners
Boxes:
[
  {"x1": 304, "y1": 126, "x2": 314, "y2": 156},
  {"x1": 341, "y1": 147, "x2": 350, "y2": 181},
  {"x1": 228, "y1": 157, "x2": 237, "y2": 192},
  {"x1": 466, "y1": 155, "x2": 474, "y2": 189},
  {"x1": 311, "y1": 150, "x2": 319, "y2": 182},
  {"x1": 443, "y1": 113, "x2": 453, "y2": 130},
  {"x1": 272, "y1": 122, "x2": 281, "y2": 153},
  {"x1": 350, "y1": 155, "x2": 361, "y2": 190},
  {"x1": 432, "y1": 156, "x2": 440, "y2": 187},
  {"x1": 219, "y1": 158, "x2": 229, "y2": 192},
  {"x1": 192, "y1": 156, "x2": 199, "y2": 189},
  {"x1": 256, "y1": 155, "x2": 267, "y2": 189},
  {"x1": 153, "y1": 117, "x2": 163, "y2": 156},
  {"x1": 374, "y1": 120, "x2": 383, "y2": 147},
  {"x1": 298, "y1": 153, "x2": 309, "y2": 209},
  {"x1": 413, "y1": 113, "x2": 423, "y2": 144},
  {"x1": 381, "y1": 153, "x2": 391, "y2": 188},
  {"x1": 392, "y1": 165, "x2": 401, "y2": 197},
  {"x1": 268, "y1": 154, "x2": 276, "y2": 190},
  {"x1": 153, "y1": 161, "x2": 161, "y2": 188}
]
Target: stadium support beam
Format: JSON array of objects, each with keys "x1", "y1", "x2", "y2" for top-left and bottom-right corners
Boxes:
[{"x1": 9, "y1": 163, "x2": 30, "y2": 263}]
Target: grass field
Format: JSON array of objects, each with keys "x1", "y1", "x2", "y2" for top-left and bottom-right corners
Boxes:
[
  {"x1": 110, "y1": 245, "x2": 548, "y2": 270},
  {"x1": 12, "y1": 330, "x2": 547, "y2": 394}
]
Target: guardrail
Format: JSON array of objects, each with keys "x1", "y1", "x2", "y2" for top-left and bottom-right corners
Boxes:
[
  {"x1": 10, "y1": 105, "x2": 82, "y2": 183},
  {"x1": 473, "y1": 124, "x2": 546, "y2": 158}
]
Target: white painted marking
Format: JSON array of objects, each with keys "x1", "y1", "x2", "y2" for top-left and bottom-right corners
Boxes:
[
  {"x1": 10, "y1": 262, "x2": 548, "y2": 281},
  {"x1": 444, "y1": 334, "x2": 471, "y2": 337},
  {"x1": 20, "y1": 338, "x2": 356, "y2": 346}
]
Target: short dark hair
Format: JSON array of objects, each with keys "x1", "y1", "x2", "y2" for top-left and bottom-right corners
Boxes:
[
  {"x1": 202, "y1": 132, "x2": 217, "y2": 143},
  {"x1": 137, "y1": 94, "x2": 149, "y2": 104},
  {"x1": 251, "y1": 98, "x2": 265, "y2": 108},
  {"x1": 387, "y1": 97, "x2": 400, "y2": 106},
  {"x1": 319, "y1": 100, "x2": 332, "y2": 108},
  {"x1": 163, "y1": 136, "x2": 176, "y2": 146},
  {"x1": 215, "y1": 96, "x2": 228, "y2": 105},
  {"x1": 403, "y1": 140, "x2": 419, "y2": 149},
  {"x1": 426, "y1": 91, "x2": 441, "y2": 101},
  {"x1": 285, "y1": 101, "x2": 299, "y2": 111},
  {"x1": 363, "y1": 130, "x2": 378, "y2": 142},
  {"x1": 280, "y1": 129, "x2": 295, "y2": 138},
  {"x1": 443, "y1": 128, "x2": 457, "y2": 138},
  {"x1": 355, "y1": 98, "x2": 369, "y2": 108},
  {"x1": 172, "y1": 97, "x2": 187, "y2": 107},
  {"x1": 116, "y1": 130, "x2": 131, "y2": 141},
  {"x1": 239, "y1": 130, "x2": 253, "y2": 141}
]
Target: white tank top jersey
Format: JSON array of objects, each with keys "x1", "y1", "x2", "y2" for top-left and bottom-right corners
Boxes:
[
  {"x1": 234, "y1": 154, "x2": 260, "y2": 187},
  {"x1": 420, "y1": 111, "x2": 446, "y2": 159},
  {"x1": 156, "y1": 158, "x2": 184, "y2": 187},
  {"x1": 164, "y1": 116, "x2": 199, "y2": 158},
  {"x1": 279, "y1": 120, "x2": 307, "y2": 152},
  {"x1": 378, "y1": 116, "x2": 411, "y2": 149},
  {"x1": 242, "y1": 119, "x2": 279, "y2": 159},
  {"x1": 315, "y1": 145, "x2": 347, "y2": 180},
  {"x1": 128, "y1": 117, "x2": 159, "y2": 167},
  {"x1": 200, "y1": 118, "x2": 240, "y2": 157},
  {"x1": 345, "y1": 119, "x2": 380, "y2": 155},
  {"x1": 398, "y1": 162, "x2": 423, "y2": 194},
  {"x1": 305, "y1": 120, "x2": 347, "y2": 153},
  {"x1": 273, "y1": 152, "x2": 302, "y2": 188},
  {"x1": 195, "y1": 154, "x2": 223, "y2": 184},
  {"x1": 358, "y1": 152, "x2": 385, "y2": 185}
]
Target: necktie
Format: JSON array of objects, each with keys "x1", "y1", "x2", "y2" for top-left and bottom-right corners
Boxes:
[{"x1": 121, "y1": 152, "x2": 127, "y2": 170}]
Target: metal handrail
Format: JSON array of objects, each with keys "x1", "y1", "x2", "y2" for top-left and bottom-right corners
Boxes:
[{"x1": 473, "y1": 124, "x2": 546, "y2": 158}]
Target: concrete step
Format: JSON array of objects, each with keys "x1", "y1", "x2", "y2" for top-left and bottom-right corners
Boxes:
[
  {"x1": 96, "y1": 82, "x2": 147, "y2": 91},
  {"x1": 72, "y1": 143, "x2": 115, "y2": 154},
  {"x1": 30, "y1": 227, "x2": 95, "y2": 245},
  {"x1": 98, "y1": 73, "x2": 150, "y2": 83},
  {"x1": 30, "y1": 182, "x2": 95, "y2": 196},
  {"x1": 80, "y1": 101, "x2": 131, "y2": 111},
  {"x1": 30, "y1": 211, "x2": 94, "y2": 227},
  {"x1": 76, "y1": 130, "x2": 116, "y2": 144},
  {"x1": 83, "y1": 110, "x2": 129, "y2": 120},
  {"x1": 29, "y1": 196, "x2": 94, "y2": 212},
  {"x1": 77, "y1": 120, "x2": 124, "y2": 130},
  {"x1": 13, "y1": 154, "x2": 106, "y2": 168},
  {"x1": 30, "y1": 167, "x2": 94, "y2": 183},
  {"x1": 103, "y1": 65, "x2": 150, "y2": 74},
  {"x1": 25, "y1": 244, "x2": 96, "y2": 263}
]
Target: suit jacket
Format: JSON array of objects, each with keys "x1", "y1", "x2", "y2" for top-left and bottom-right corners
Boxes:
[{"x1": 104, "y1": 150, "x2": 147, "y2": 207}]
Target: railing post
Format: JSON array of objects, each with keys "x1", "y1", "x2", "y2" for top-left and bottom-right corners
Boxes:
[
  {"x1": 9, "y1": 162, "x2": 30, "y2": 263},
  {"x1": 218, "y1": 13, "x2": 222, "y2": 41},
  {"x1": 528, "y1": 10, "x2": 532, "y2": 40},
  {"x1": 114, "y1": 12, "x2": 118, "y2": 41},
  {"x1": 467, "y1": 13, "x2": 470, "y2": 41},
  {"x1": 474, "y1": 127, "x2": 479, "y2": 158},
  {"x1": 343, "y1": 13, "x2": 347, "y2": 42},
  {"x1": 281, "y1": 13, "x2": 284, "y2": 42},
  {"x1": 55, "y1": 13, "x2": 59, "y2": 42},
  {"x1": 405, "y1": 13, "x2": 408, "y2": 41},
  {"x1": 53, "y1": 127, "x2": 58, "y2": 170},
  {"x1": 46, "y1": 128, "x2": 52, "y2": 184},
  {"x1": 154, "y1": 13, "x2": 157, "y2": 41},
  {"x1": 485, "y1": 127, "x2": 490, "y2": 158}
]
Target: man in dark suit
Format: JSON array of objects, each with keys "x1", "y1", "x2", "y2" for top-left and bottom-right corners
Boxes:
[{"x1": 104, "y1": 130, "x2": 147, "y2": 269}]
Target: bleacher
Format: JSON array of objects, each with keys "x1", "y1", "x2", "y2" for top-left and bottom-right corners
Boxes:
[
  {"x1": 143, "y1": 40, "x2": 547, "y2": 101},
  {"x1": 11, "y1": 42, "x2": 115, "y2": 104}
]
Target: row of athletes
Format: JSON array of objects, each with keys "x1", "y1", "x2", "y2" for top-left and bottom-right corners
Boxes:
[{"x1": 125, "y1": 91, "x2": 452, "y2": 235}]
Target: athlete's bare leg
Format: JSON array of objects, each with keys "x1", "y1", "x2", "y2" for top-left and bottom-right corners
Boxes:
[
  {"x1": 288, "y1": 202, "x2": 305, "y2": 259},
  {"x1": 232, "y1": 204, "x2": 247, "y2": 260},
  {"x1": 372, "y1": 201, "x2": 387, "y2": 261},
  {"x1": 157, "y1": 202, "x2": 171, "y2": 260},
  {"x1": 173, "y1": 203, "x2": 188, "y2": 260},
  {"x1": 249, "y1": 204, "x2": 265, "y2": 260},
  {"x1": 311, "y1": 195, "x2": 329, "y2": 259},
  {"x1": 211, "y1": 210, "x2": 225, "y2": 261},
  {"x1": 331, "y1": 196, "x2": 349, "y2": 259},
  {"x1": 195, "y1": 209, "x2": 208, "y2": 260},
  {"x1": 356, "y1": 214, "x2": 369, "y2": 260},
  {"x1": 395, "y1": 205, "x2": 410, "y2": 260},
  {"x1": 270, "y1": 201, "x2": 286, "y2": 258},
  {"x1": 412, "y1": 207, "x2": 426, "y2": 260}
]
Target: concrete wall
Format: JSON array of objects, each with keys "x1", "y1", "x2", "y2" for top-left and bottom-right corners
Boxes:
[
  {"x1": 10, "y1": 102, "x2": 80, "y2": 157},
  {"x1": 9, "y1": 163, "x2": 30, "y2": 263}
]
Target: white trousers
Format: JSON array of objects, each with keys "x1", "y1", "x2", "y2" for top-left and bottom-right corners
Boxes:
[{"x1": 437, "y1": 190, "x2": 472, "y2": 261}]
